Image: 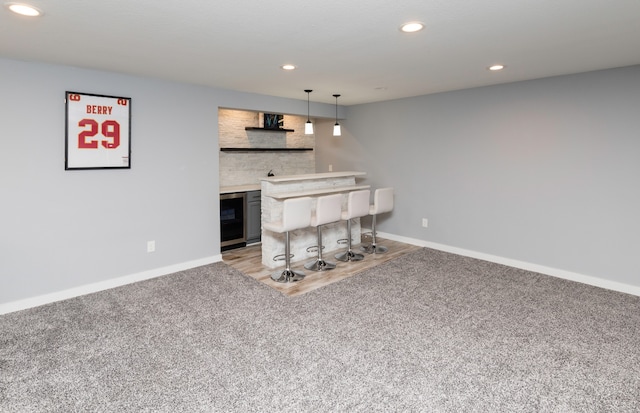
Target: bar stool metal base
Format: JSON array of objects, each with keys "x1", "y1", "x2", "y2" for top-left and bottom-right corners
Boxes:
[
  {"x1": 304, "y1": 259, "x2": 337, "y2": 271},
  {"x1": 270, "y1": 231, "x2": 306, "y2": 283},
  {"x1": 305, "y1": 225, "x2": 338, "y2": 272},
  {"x1": 335, "y1": 217, "x2": 365, "y2": 262},
  {"x1": 361, "y1": 244, "x2": 388, "y2": 254},
  {"x1": 271, "y1": 269, "x2": 305, "y2": 283},
  {"x1": 335, "y1": 250, "x2": 364, "y2": 262},
  {"x1": 362, "y1": 189, "x2": 394, "y2": 255}
]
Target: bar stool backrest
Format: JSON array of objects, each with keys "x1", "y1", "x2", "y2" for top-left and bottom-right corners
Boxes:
[
  {"x1": 372, "y1": 187, "x2": 394, "y2": 215},
  {"x1": 313, "y1": 193, "x2": 343, "y2": 227},
  {"x1": 346, "y1": 189, "x2": 371, "y2": 220},
  {"x1": 282, "y1": 196, "x2": 312, "y2": 232}
]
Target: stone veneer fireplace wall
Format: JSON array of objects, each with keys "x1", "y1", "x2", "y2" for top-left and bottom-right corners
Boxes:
[{"x1": 218, "y1": 108, "x2": 316, "y2": 187}]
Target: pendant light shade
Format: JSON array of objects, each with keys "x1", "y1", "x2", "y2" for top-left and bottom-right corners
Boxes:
[
  {"x1": 304, "y1": 89, "x2": 314, "y2": 135},
  {"x1": 333, "y1": 94, "x2": 341, "y2": 136},
  {"x1": 305, "y1": 122, "x2": 314, "y2": 134}
]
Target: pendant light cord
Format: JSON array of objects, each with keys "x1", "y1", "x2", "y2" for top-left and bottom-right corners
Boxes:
[{"x1": 305, "y1": 89, "x2": 312, "y2": 122}]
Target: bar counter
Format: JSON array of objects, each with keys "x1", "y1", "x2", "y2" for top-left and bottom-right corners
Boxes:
[{"x1": 260, "y1": 171, "x2": 368, "y2": 269}]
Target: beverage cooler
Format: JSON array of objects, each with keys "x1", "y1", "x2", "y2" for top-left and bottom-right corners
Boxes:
[{"x1": 220, "y1": 192, "x2": 246, "y2": 250}]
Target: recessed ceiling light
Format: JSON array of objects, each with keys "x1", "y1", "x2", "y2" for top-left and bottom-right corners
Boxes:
[
  {"x1": 488, "y1": 64, "x2": 506, "y2": 71},
  {"x1": 281, "y1": 64, "x2": 296, "y2": 71},
  {"x1": 5, "y1": 2, "x2": 42, "y2": 16},
  {"x1": 400, "y1": 21, "x2": 424, "y2": 33}
]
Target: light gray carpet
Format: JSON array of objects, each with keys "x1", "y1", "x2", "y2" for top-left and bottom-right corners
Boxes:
[{"x1": 1, "y1": 248, "x2": 639, "y2": 412}]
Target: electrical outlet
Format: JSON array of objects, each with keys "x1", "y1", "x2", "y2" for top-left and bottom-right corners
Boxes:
[
  {"x1": 422, "y1": 218, "x2": 428, "y2": 228},
  {"x1": 147, "y1": 240, "x2": 155, "y2": 253},
  {"x1": 328, "y1": 164, "x2": 333, "y2": 172}
]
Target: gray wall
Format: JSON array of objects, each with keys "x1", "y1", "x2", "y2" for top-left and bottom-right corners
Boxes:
[
  {"x1": 0, "y1": 58, "x2": 339, "y2": 305},
  {"x1": 317, "y1": 65, "x2": 640, "y2": 287},
  {"x1": 3, "y1": 57, "x2": 638, "y2": 305}
]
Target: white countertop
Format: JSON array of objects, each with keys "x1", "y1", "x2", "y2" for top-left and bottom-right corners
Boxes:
[
  {"x1": 220, "y1": 184, "x2": 261, "y2": 194},
  {"x1": 268, "y1": 184, "x2": 371, "y2": 199},
  {"x1": 259, "y1": 171, "x2": 366, "y2": 183}
]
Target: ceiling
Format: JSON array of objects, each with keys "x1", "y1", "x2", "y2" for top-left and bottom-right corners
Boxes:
[{"x1": 2, "y1": 0, "x2": 640, "y2": 106}]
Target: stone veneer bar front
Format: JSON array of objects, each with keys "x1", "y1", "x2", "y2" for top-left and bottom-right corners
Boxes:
[{"x1": 260, "y1": 172, "x2": 368, "y2": 269}]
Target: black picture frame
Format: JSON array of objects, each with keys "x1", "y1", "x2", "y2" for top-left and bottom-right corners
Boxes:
[
  {"x1": 263, "y1": 113, "x2": 283, "y2": 130},
  {"x1": 65, "y1": 91, "x2": 132, "y2": 170}
]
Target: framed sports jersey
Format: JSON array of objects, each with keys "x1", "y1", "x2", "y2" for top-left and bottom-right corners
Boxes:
[{"x1": 65, "y1": 91, "x2": 131, "y2": 170}]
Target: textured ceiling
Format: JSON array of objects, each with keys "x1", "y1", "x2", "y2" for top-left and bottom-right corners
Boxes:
[{"x1": 2, "y1": 0, "x2": 640, "y2": 105}]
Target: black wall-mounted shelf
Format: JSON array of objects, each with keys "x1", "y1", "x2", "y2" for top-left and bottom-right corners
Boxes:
[
  {"x1": 245, "y1": 127, "x2": 295, "y2": 132},
  {"x1": 220, "y1": 148, "x2": 313, "y2": 152}
]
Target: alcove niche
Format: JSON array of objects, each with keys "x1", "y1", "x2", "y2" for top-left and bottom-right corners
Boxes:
[{"x1": 218, "y1": 108, "x2": 316, "y2": 187}]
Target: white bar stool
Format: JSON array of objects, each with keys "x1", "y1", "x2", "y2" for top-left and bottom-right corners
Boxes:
[
  {"x1": 304, "y1": 193, "x2": 343, "y2": 271},
  {"x1": 335, "y1": 189, "x2": 370, "y2": 262},
  {"x1": 362, "y1": 187, "x2": 394, "y2": 254},
  {"x1": 263, "y1": 196, "x2": 312, "y2": 283}
]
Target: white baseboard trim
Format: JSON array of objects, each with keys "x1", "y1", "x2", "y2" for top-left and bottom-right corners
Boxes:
[
  {"x1": 375, "y1": 231, "x2": 640, "y2": 297},
  {"x1": 0, "y1": 255, "x2": 223, "y2": 315},
  {"x1": 4, "y1": 233, "x2": 637, "y2": 315}
]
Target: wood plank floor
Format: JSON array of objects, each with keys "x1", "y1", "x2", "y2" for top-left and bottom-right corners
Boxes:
[{"x1": 222, "y1": 236, "x2": 421, "y2": 297}]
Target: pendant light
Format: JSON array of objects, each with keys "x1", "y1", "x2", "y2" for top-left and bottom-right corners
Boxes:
[
  {"x1": 333, "y1": 94, "x2": 341, "y2": 136},
  {"x1": 304, "y1": 89, "x2": 314, "y2": 134}
]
